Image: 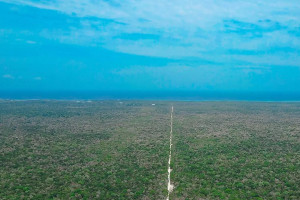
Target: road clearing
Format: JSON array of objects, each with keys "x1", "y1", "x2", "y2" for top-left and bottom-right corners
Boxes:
[{"x1": 166, "y1": 106, "x2": 174, "y2": 200}]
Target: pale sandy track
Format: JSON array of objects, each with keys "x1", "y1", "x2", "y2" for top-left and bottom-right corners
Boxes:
[{"x1": 166, "y1": 106, "x2": 174, "y2": 200}]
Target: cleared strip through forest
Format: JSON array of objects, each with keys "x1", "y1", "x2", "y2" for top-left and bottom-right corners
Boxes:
[{"x1": 166, "y1": 106, "x2": 174, "y2": 200}]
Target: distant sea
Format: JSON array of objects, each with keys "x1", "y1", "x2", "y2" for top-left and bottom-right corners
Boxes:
[{"x1": 1, "y1": 91, "x2": 300, "y2": 101}]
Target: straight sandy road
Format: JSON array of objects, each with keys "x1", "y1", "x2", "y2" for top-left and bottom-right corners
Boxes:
[{"x1": 166, "y1": 106, "x2": 174, "y2": 200}]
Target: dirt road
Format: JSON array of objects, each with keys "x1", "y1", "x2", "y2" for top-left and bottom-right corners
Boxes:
[{"x1": 166, "y1": 106, "x2": 174, "y2": 200}]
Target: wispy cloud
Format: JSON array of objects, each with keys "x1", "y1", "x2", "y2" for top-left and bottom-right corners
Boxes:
[
  {"x1": 3, "y1": 0, "x2": 300, "y2": 26},
  {"x1": 34, "y1": 76, "x2": 42, "y2": 80},
  {"x1": 2, "y1": 74, "x2": 14, "y2": 79},
  {"x1": 26, "y1": 40, "x2": 36, "y2": 44},
  {"x1": 1, "y1": 0, "x2": 300, "y2": 64}
]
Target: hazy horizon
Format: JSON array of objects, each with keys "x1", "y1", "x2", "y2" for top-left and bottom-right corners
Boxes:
[{"x1": 1, "y1": 90, "x2": 300, "y2": 101}]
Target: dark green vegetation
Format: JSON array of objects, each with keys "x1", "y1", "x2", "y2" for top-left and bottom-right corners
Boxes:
[
  {"x1": 171, "y1": 102, "x2": 300, "y2": 200},
  {"x1": 0, "y1": 100, "x2": 170, "y2": 199},
  {"x1": 0, "y1": 101, "x2": 299, "y2": 199}
]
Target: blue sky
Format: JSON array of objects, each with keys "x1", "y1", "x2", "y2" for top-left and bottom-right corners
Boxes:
[{"x1": 0, "y1": 0, "x2": 300, "y2": 92}]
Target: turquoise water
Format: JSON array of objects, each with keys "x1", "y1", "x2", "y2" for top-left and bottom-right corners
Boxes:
[{"x1": 1, "y1": 91, "x2": 300, "y2": 101}]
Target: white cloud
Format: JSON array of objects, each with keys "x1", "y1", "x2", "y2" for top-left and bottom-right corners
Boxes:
[
  {"x1": 34, "y1": 77, "x2": 42, "y2": 80},
  {"x1": 3, "y1": 0, "x2": 300, "y2": 28},
  {"x1": 2, "y1": 74, "x2": 14, "y2": 79},
  {"x1": 26, "y1": 40, "x2": 36, "y2": 44},
  {"x1": 1, "y1": 0, "x2": 300, "y2": 65}
]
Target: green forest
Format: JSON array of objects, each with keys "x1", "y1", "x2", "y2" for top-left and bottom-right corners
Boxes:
[{"x1": 0, "y1": 100, "x2": 299, "y2": 199}]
